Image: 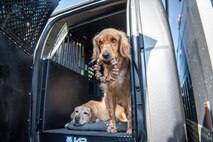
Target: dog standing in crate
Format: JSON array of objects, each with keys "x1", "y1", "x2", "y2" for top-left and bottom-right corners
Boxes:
[{"x1": 91, "y1": 28, "x2": 132, "y2": 134}]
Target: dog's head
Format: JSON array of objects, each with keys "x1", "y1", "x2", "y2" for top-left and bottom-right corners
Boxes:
[
  {"x1": 70, "y1": 105, "x2": 96, "y2": 126},
  {"x1": 92, "y1": 28, "x2": 130, "y2": 63}
]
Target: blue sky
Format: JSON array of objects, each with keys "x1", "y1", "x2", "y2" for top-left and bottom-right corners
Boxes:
[
  {"x1": 54, "y1": 0, "x2": 85, "y2": 12},
  {"x1": 54, "y1": 0, "x2": 166, "y2": 13}
]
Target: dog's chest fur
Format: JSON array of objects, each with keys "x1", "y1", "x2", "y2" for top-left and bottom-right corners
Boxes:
[{"x1": 101, "y1": 59, "x2": 130, "y2": 103}]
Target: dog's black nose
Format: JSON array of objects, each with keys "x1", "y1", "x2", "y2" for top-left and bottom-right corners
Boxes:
[
  {"x1": 75, "y1": 116, "x2": 80, "y2": 122},
  {"x1": 102, "y1": 51, "x2": 110, "y2": 59}
]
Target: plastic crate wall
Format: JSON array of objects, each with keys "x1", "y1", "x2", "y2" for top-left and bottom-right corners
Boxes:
[{"x1": 0, "y1": 0, "x2": 59, "y2": 54}]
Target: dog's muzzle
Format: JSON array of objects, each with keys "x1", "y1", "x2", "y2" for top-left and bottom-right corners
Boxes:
[{"x1": 102, "y1": 51, "x2": 110, "y2": 60}]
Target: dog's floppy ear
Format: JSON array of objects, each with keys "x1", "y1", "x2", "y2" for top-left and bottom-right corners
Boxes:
[
  {"x1": 90, "y1": 109, "x2": 98, "y2": 122},
  {"x1": 70, "y1": 108, "x2": 76, "y2": 120},
  {"x1": 87, "y1": 103, "x2": 98, "y2": 122},
  {"x1": 118, "y1": 31, "x2": 131, "y2": 59},
  {"x1": 91, "y1": 35, "x2": 100, "y2": 62}
]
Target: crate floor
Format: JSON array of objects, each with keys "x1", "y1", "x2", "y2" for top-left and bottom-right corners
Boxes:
[{"x1": 41, "y1": 128, "x2": 134, "y2": 142}]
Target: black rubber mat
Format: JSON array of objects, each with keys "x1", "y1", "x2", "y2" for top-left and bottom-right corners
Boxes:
[{"x1": 65, "y1": 121, "x2": 128, "y2": 132}]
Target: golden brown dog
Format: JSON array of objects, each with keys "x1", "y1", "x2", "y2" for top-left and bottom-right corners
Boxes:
[
  {"x1": 91, "y1": 28, "x2": 132, "y2": 134},
  {"x1": 70, "y1": 99, "x2": 127, "y2": 126}
]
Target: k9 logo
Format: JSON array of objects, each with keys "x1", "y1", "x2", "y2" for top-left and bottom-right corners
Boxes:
[{"x1": 66, "y1": 136, "x2": 87, "y2": 142}]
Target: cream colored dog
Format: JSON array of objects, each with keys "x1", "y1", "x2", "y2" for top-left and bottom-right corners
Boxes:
[{"x1": 70, "y1": 99, "x2": 127, "y2": 126}]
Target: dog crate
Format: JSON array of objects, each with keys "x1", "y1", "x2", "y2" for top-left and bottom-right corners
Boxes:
[{"x1": 34, "y1": 1, "x2": 138, "y2": 142}]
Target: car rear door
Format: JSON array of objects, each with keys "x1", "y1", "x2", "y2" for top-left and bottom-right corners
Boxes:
[{"x1": 0, "y1": 1, "x2": 58, "y2": 142}]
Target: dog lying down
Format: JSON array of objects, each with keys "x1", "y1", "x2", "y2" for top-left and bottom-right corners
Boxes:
[{"x1": 65, "y1": 100, "x2": 128, "y2": 131}]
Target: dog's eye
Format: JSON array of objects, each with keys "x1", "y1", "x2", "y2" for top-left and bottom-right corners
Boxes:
[
  {"x1": 83, "y1": 112, "x2": 88, "y2": 115},
  {"x1": 75, "y1": 110, "x2": 79, "y2": 113},
  {"x1": 111, "y1": 38, "x2": 117, "y2": 43},
  {"x1": 98, "y1": 40, "x2": 103, "y2": 45}
]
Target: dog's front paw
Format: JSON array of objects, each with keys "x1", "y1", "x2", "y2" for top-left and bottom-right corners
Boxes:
[
  {"x1": 107, "y1": 125, "x2": 117, "y2": 133},
  {"x1": 64, "y1": 123, "x2": 69, "y2": 128},
  {"x1": 106, "y1": 120, "x2": 117, "y2": 133},
  {"x1": 126, "y1": 128, "x2": 132, "y2": 134}
]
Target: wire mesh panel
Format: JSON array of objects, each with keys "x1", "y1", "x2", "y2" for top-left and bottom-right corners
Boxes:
[
  {"x1": 52, "y1": 34, "x2": 86, "y2": 76},
  {"x1": 201, "y1": 126, "x2": 213, "y2": 142},
  {"x1": 0, "y1": 0, "x2": 58, "y2": 54},
  {"x1": 50, "y1": 32, "x2": 102, "y2": 99},
  {"x1": 186, "y1": 119, "x2": 213, "y2": 142},
  {"x1": 186, "y1": 119, "x2": 199, "y2": 142}
]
